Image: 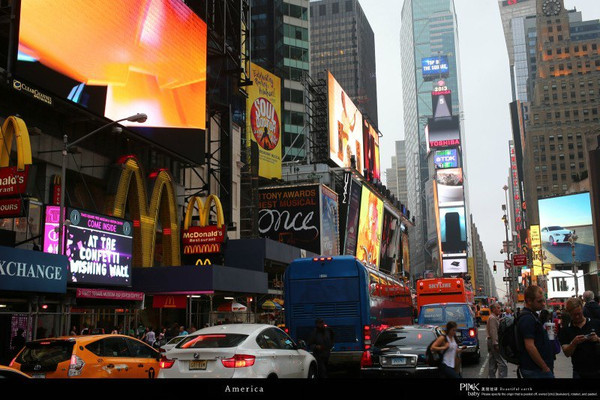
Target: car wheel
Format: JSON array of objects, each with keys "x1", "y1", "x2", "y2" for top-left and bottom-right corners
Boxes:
[
  {"x1": 549, "y1": 236, "x2": 554, "y2": 245},
  {"x1": 307, "y1": 363, "x2": 317, "y2": 379}
]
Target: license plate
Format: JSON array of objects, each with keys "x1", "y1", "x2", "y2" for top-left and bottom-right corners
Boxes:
[
  {"x1": 456, "y1": 331, "x2": 462, "y2": 337},
  {"x1": 189, "y1": 360, "x2": 207, "y2": 370},
  {"x1": 391, "y1": 357, "x2": 406, "y2": 366},
  {"x1": 31, "y1": 373, "x2": 46, "y2": 379}
]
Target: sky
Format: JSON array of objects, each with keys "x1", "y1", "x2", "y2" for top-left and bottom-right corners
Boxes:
[{"x1": 358, "y1": 0, "x2": 600, "y2": 299}]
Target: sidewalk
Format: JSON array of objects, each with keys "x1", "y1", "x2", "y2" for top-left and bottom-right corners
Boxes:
[{"x1": 490, "y1": 350, "x2": 573, "y2": 378}]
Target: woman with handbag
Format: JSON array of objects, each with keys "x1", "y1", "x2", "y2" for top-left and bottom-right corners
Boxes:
[{"x1": 431, "y1": 321, "x2": 466, "y2": 378}]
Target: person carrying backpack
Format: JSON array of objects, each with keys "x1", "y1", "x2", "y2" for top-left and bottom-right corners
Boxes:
[
  {"x1": 517, "y1": 285, "x2": 554, "y2": 378},
  {"x1": 430, "y1": 321, "x2": 466, "y2": 378}
]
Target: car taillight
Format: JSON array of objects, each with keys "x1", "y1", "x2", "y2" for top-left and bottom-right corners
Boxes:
[
  {"x1": 469, "y1": 328, "x2": 476, "y2": 338},
  {"x1": 363, "y1": 325, "x2": 371, "y2": 350},
  {"x1": 221, "y1": 354, "x2": 256, "y2": 368},
  {"x1": 159, "y1": 356, "x2": 175, "y2": 369},
  {"x1": 68, "y1": 354, "x2": 85, "y2": 376},
  {"x1": 360, "y1": 351, "x2": 373, "y2": 368}
]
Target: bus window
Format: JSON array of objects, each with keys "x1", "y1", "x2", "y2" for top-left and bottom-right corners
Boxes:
[{"x1": 420, "y1": 306, "x2": 444, "y2": 325}]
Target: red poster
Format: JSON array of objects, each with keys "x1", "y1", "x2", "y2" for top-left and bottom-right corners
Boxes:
[
  {"x1": 182, "y1": 225, "x2": 226, "y2": 254},
  {"x1": 0, "y1": 197, "x2": 23, "y2": 217}
]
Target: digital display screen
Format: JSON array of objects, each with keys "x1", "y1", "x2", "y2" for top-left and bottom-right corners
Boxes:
[
  {"x1": 328, "y1": 72, "x2": 364, "y2": 171},
  {"x1": 426, "y1": 116, "x2": 461, "y2": 153},
  {"x1": 363, "y1": 120, "x2": 380, "y2": 181},
  {"x1": 538, "y1": 192, "x2": 595, "y2": 264},
  {"x1": 434, "y1": 149, "x2": 459, "y2": 169},
  {"x1": 65, "y1": 208, "x2": 133, "y2": 287},
  {"x1": 442, "y1": 257, "x2": 467, "y2": 274},
  {"x1": 439, "y1": 206, "x2": 467, "y2": 254},
  {"x1": 42, "y1": 205, "x2": 64, "y2": 255},
  {"x1": 16, "y1": 0, "x2": 207, "y2": 162},
  {"x1": 356, "y1": 186, "x2": 384, "y2": 267},
  {"x1": 436, "y1": 168, "x2": 464, "y2": 207},
  {"x1": 421, "y1": 56, "x2": 450, "y2": 81}
]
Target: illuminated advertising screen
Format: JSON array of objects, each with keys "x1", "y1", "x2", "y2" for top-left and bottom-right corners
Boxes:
[
  {"x1": 64, "y1": 208, "x2": 133, "y2": 287},
  {"x1": 320, "y1": 185, "x2": 340, "y2": 256},
  {"x1": 442, "y1": 257, "x2": 467, "y2": 274},
  {"x1": 435, "y1": 168, "x2": 464, "y2": 207},
  {"x1": 15, "y1": 0, "x2": 207, "y2": 163},
  {"x1": 247, "y1": 63, "x2": 282, "y2": 179},
  {"x1": 42, "y1": 205, "x2": 65, "y2": 255},
  {"x1": 434, "y1": 149, "x2": 459, "y2": 169},
  {"x1": 328, "y1": 72, "x2": 364, "y2": 171},
  {"x1": 343, "y1": 180, "x2": 362, "y2": 256},
  {"x1": 439, "y1": 206, "x2": 467, "y2": 254},
  {"x1": 258, "y1": 185, "x2": 321, "y2": 254},
  {"x1": 356, "y1": 186, "x2": 384, "y2": 267},
  {"x1": 432, "y1": 92, "x2": 452, "y2": 119},
  {"x1": 421, "y1": 56, "x2": 449, "y2": 81},
  {"x1": 538, "y1": 192, "x2": 595, "y2": 264},
  {"x1": 426, "y1": 116, "x2": 460, "y2": 153},
  {"x1": 363, "y1": 120, "x2": 380, "y2": 181},
  {"x1": 380, "y1": 208, "x2": 401, "y2": 274},
  {"x1": 547, "y1": 270, "x2": 585, "y2": 299}
]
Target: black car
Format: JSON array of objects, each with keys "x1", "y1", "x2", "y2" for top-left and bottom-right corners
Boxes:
[{"x1": 360, "y1": 325, "x2": 443, "y2": 378}]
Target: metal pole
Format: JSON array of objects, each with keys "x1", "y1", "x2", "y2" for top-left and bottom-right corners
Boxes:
[
  {"x1": 58, "y1": 134, "x2": 68, "y2": 255},
  {"x1": 572, "y1": 242, "x2": 579, "y2": 297}
]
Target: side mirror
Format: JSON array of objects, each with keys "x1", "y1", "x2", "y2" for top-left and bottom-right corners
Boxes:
[{"x1": 298, "y1": 340, "x2": 308, "y2": 350}]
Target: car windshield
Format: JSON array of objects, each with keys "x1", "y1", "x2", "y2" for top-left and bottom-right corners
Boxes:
[
  {"x1": 16, "y1": 341, "x2": 74, "y2": 366},
  {"x1": 177, "y1": 334, "x2": 248, "y2": 349},
  {"x1": 374, "y1": 330, "x2": 437, "y2": 348},
  {"x1": 548, "y1": 226, "x2": 563, "y2": 231}
]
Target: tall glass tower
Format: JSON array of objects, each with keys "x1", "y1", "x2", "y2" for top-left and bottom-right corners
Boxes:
[{"x1": 401, "y1": 0, "x2": 468, "y2": 279}]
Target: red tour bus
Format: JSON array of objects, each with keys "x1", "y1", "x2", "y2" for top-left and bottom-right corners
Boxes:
[{"x1": 416, "y1": 277, "x2": 473, "y2": 315}]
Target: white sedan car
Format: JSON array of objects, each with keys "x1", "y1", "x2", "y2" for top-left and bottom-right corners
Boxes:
[
  {"x1": 541, "y1": 226, "x2": 573, "y2": 245},
  {"x1": 158, "y1": 324, "x2": 317, "y2": 379}
]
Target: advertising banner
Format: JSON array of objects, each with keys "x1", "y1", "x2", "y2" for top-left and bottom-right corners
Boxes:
[
  {"x1": 363, "y1": 120, "x2": 380, "y2": 181},
  {"x1": 343, "y1": 180, "x2": 362, "y2": 256},
  {"x1": 0, "y1": 197, "x2": 23, "y2": 218},
  {"x1": 247, "y1": 63, "x2": 282, "y2": 179},
  {"x1": 356, "y1": 186, "x2": 384, "y2": 267},
  {"x1": 442, "y1": 257, "x2": 468, "y2": 274},
  {"x1": 509, "y1": 142, "x2": 524, "y2": 250},
  {"x1": 258, "y1": 185, "x2": 321, "y2": 254},
  {"x1": 0, "y1": 245, "x2": 68, "y2": 293},
  {"x1": 432, "y1": 92, "x2": 452, "y2": 119},
  {"x1": 421, "y1": 56, "x2": 450, "y2": 81},
  {"x1": 439, "y1": 206, "x2": 467, "y2": 254},
  {"x1": 538, "y1": 192, "x2": 595, "y2": 264},
  {"x1": 76, "y1": 288, "x2": 144, "y2": 301},
  {"x1": 65, "y1": 208, "x2": 133, "y2": 287},
  {"x1": 320, "y1": 185, "x2": 340, "y2": 256},
  {"x1": 401, "y1": 231, "x2": 410, "y2": 274},
  {"x1": 434, "y1": 149, "x2": 459, "y2": 169},
  {"x1": 435, "y1": 168, "x2": 464, "y2": 207},
  {"x1": 380, "y1": 208, "x2": 401, "y2": 274},
  {"x1": 0, "y1": 165, "x2": 29, "y2": 197},
  {"x1": 547, "y1": 270, "x2": 585, "y2": 299},
  {"x1": 426, "y1": 116, "x2": 461, "y2": 153},
  {"x1": 16, "y1": 0, "x2": 207, "y2": 164},
  {"x1": 328, "y1": 72, "x2": 363, "y2": 171},
  {"x1": 43, "y1": 205, "x2": 65, "y2": 254}
]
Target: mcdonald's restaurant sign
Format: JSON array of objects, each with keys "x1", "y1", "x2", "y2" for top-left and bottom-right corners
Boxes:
[
  {"x1": 182, "y1": 195, "x2": 227, "y2": 264},
  {"x1": 153, "y1": 295, "x2": 187, "y2": 309}
]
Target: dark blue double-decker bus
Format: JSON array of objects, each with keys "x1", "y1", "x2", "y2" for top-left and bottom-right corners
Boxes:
[{"x1": 284, "y1": 256, "x2": 414, "y2": 370}]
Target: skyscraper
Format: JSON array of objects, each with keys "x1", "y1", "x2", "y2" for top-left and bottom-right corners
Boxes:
[
  {"x1": 401, "y1": 0, "x2": 467, "y2": 279},
  {"x1": 310, "y1": 0, "x2": 378, "y2": 125},
  {"x1": 386, "y1": 140, "x2": 409, "y2": 207}
]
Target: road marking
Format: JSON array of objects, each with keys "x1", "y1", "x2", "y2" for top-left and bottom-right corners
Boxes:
[{"x1": 479, "y1": 353, "x2": 489, "y2": 377}]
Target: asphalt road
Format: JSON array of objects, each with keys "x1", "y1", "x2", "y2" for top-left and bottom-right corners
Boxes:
[{"x1": 541, "y1": 225, "x2": 595, "y2": 265}]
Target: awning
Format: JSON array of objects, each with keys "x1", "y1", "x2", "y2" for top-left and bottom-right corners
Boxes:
[
  {"x1": 217, "y1": 301, "x2": 247, "y2": 312},
  {"x1": 261, "y1": 300, "x2": 283, "y2": 310}
]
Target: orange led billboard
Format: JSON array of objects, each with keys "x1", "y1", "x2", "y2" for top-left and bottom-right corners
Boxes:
[
  {"x1": 356, "y1": 185, "x2": 384, "y2": 268},
  {"x1": 16, "y1": 0, "x2": 207, "y2": 132}
]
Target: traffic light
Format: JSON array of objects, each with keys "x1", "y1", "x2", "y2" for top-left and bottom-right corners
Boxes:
[{"x1": 493, "y1": 263, "x2": 497, "y2": 273}]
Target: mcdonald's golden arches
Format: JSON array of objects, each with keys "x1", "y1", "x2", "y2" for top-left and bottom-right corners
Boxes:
[{"x1": 182, "y1": 195, "x2": 226, "y2": 256}]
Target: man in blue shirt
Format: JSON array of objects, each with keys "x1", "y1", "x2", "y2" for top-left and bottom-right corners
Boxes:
[{"x1": 517, "y1": 285, "x2": 554, "y2": 378}]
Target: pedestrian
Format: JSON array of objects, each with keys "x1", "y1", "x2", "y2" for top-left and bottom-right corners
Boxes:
[
  {"x1": 189, "y1": 325, "x2": 197, "y2": 333},
  {"x1": 145, "y1": 327, "x2": 156, "y2": 347},
  {"x1": 11, "y1": 328, "x2": 26, "y2": 358},
  {"x1": 307, "y1": 318, "x2": 334, "y2": 378},
  {"x1": 430, "y1": 321, "x2": 466, "y2": 378},
  {"x1": 558, "y1": 297, "x2": 600, "y2": 378},
  {"x1": 517, "y1": 285, "x2": 554, "y2": 378},
  {"x1": 70, "y1": 326, "x2": 78, "y2": 336},
  {"x1": 582, "y1": 291, "x2": 600, "y2": 320},
  {"x1": 178, "y1": 326, "x2": 189, "y2": 336},
  {"x1": 516, "y1": 307, "x2": 521, "y2": 318},
  {"x1": 486, "y1": 303, "x2": 508, "y2": 378}
]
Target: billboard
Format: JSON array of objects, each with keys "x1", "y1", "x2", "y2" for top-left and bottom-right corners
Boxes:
[
  {"x1": 434, "y1": 149, "x2": 459, "y2": 169},
  {"x1": 43, "y1": 205, "x2": 64, "y2": 255},
  {"x1": 356, "y1": 186, "x2": 384, "y2": 267},
  {"x1": 328, "y1": 72, "x2": 363, "y2": 171},
  {"x1": 432, "y1": 92, "x2": 452, "y2": 119},
  {"x1": 343, "y1": 179, "x2": 362, "y2": 256},
  {"x1": 421, "y1": 56, "x2": 450, "y2": 81},
  {"x1": 538, "y1": 192, "x2": 595, "y2": 264},
  {"x1": 247, "y1": 63, "x2": 282, "y2": 179},
  {"x1": 259, "y1": 185, "x2": 337, "y2": 255},
  {"x1": 547, "y1": 270, "x2": 585, "y2": 299},
  {"x1": 442, "y1": 257, "x2": 467, "y2": 274},
  {"x1": 439, "y1": 206, "x2": 467, "y2": 254},
  {"x1": 64, "y1": 208, "x2": 133, "y2": 287},
  {"x1": 426, "y1": 116, "x2": 461, "y2": 153},
  {"x1": 15, "y1": 0, "x2": 207, "y2": 163},
  {"x1": 380, "y1": 208, "x2": 401, "y2": 274},
  {"x1": 320, "y1": 185, "x2": 340, "y2": 256},
  {"x1": 435, "y1": 168, "x2": 464, "y2": 207},
  {"x1": 363, "y1": 120, "x2": 381, "y2": 181}
]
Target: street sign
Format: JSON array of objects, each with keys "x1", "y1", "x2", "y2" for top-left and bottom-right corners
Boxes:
[
  {"x1": 503, "y1": 277, "x2": 517, "y2": 282},
  {"x1": 513, "y1": 254, "x2": 527, "y2": 267},
  {"x1": 504, "y1": 260, "x2": 512, "y2": 269}
]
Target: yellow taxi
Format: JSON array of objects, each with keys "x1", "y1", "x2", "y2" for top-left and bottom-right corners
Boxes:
[
  {"x1": 10, "y1": 334, "x2": 161, "y2": 379},
  {"x1": 479, "y1": 307, "x2": 491, "y2": 324}
]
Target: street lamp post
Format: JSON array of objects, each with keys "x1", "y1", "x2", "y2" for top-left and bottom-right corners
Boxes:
[
  {"x1": 568, "y1": 234, "x2": 580, "y2": 297},
  {"x1": 502, "y1": 185, "x2": 514, "y2": 306},
  {"x1": 57, "y1": 113, "x2": 147, "y2": 255}
]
